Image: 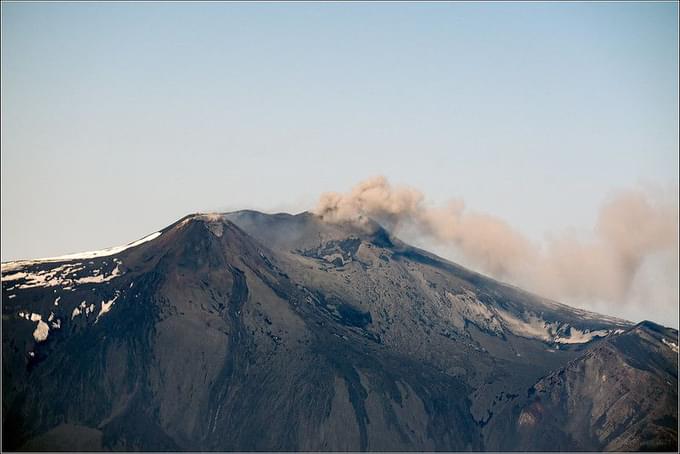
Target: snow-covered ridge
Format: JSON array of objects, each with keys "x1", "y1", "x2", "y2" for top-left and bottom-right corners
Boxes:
[{"x1": 1, "y1": 231, "x2": 161, "y2": 273}]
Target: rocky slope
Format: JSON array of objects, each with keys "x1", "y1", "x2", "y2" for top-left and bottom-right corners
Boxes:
[
  {"x1": 2, "y1": 211, "x2": 677, "y2": 451},
  {"x1": 485, "y1": 321, "x2": 678, "y2": 451}
]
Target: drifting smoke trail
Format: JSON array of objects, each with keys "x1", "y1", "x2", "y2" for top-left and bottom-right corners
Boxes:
[{"x1": 315, "y1": 176, "x2": 679, "y2": 324}]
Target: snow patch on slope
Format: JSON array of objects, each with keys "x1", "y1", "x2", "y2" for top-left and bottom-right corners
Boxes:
[
  {"x1": 72, "y1": 301, "x2": 87, "y2": 319},
  {"x1": 23, "y1": 313, "x2": 50, "y2": 342},
  {"x1": 2, "y1": 262, "x2": 123, "y2": 290},
  {"x1": 495, "y1": 308, "x2": 612, "y2": 344},
  {"x1": 95, "y1": 294, "x2": 120, "y2": 323},
  {"x1": 440, "y1": 289, "x2": 614, "y2": 345},
  {"x1": 1, "y1": 231, "x2": 161, "y2": 272},
  {"x1": 553, "y1": 327, "x2": 610, "y2": 344},
  {"x1": 662, "y1": 338, "x2": 679, "y2": 353}
]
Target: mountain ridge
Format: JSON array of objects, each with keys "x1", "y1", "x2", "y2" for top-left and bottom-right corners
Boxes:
[{"x1": 2, "y1": 210, "x2": 677, "y2": 451}]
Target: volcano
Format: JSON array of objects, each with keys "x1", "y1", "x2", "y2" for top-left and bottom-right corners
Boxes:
[{"x1": 2, "y1": 211, "x2": 677, "y2": 451}]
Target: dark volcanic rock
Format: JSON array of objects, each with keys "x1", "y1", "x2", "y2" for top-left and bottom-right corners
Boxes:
[
  {"x1": 485, "y1": 321, "x2": 678, "y2": 452},
  {"x1": 1, "y1": 211, "x2": 677, "y2": 451}
]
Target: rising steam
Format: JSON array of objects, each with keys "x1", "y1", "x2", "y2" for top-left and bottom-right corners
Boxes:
[{"x1": 315, "y1": 176, "x2": 679, "y2": 325}]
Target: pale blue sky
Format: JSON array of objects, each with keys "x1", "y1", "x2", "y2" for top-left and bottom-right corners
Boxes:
[{"x1": 1, "y1": 2, "x2": 678, "y2": 262}]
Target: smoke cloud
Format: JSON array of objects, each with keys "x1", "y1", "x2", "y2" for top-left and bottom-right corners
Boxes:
[{"x1": 315, "y1": 176, "x2": 679, "y2": 326}]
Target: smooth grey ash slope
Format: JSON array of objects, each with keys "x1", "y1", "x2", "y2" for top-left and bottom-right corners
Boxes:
[{"x1": 2, "y1": 211, "x2": 678, "y2": 451}]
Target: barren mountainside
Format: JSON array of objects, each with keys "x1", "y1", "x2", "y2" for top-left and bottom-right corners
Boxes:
[{"x1": 2, "y1": 211, "x2": 678, "y2": 451}]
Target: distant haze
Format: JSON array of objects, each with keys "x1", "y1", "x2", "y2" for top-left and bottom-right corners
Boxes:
[{"x1": 1, "y1": 3, "x2": 678, "y2": 326}]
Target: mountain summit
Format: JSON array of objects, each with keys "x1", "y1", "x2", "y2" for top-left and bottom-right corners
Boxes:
[{"x1": 2, "y1": 211, "x2": 677, "y2": 451}]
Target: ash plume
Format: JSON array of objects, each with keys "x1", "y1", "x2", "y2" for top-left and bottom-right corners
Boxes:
[{"x1": 315, "y1": 176, "x2": 679, "y2": 325}]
